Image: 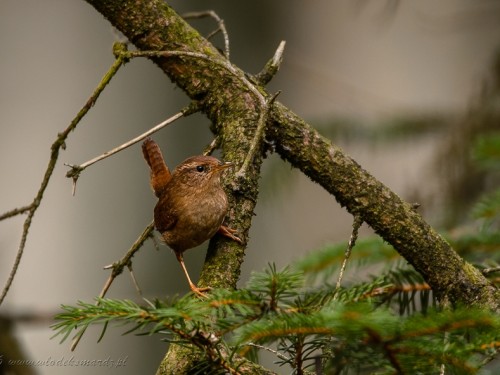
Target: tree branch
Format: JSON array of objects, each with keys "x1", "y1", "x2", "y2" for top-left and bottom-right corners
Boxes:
[
  {"x1": 70, "y1": 221, "x2": 155, "y2": 351},
  {"x1": 268, "y1": 103, "x2": 500, "y2": 311},
  {"x1": 0, "y1": 50, "x2": 128, "y2": 307},
  {"x1": 82, "y1": 0, "x2": 500, "y2": 372},
  {"x1": 65, "y1": 102, "x2": 198, "y2": 194}
]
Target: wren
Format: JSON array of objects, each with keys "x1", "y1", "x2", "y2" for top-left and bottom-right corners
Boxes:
[{"x1": 142, "y1": 137, "x2": 242, "y2": 296}]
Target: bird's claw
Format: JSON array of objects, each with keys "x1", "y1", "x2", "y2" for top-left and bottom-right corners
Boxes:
[
  {"x1": 218, "y1": 225, "x2": 243, "y2": 244},
  {"x1": 189, "y1": 283, "x2": 211, "y2": 298}
]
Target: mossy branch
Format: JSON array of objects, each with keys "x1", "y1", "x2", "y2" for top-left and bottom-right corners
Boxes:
[
  {"x1": 82, "y1": 0, "x2": 500, "y2": 372},
  {"x1": 84, "y1": 0, "x2": 499, "y2": 311}
]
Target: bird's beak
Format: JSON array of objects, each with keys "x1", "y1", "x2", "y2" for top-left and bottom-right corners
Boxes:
[{"x1": 216, "y1": 161, "x2": 234, "y2": 171}]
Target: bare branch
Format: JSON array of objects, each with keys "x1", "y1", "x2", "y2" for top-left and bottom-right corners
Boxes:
[
  {"x1": 127, "y1": 264, "x2": 143, "y2": 297},
  {"x1": 0, "y1": 47, "x2": 129, "y2": 307},
  {"x1": 0, "y1": 204, "x2": 34, "y2": 221},
  {"x1": 483, "y1": 266, "x2": 500, "y2": 275},
  {"x1": 64, "y1": 103, "x2": 199, "y2": 193},
  {"x1": 204, "y1": 137, "x2": 220, "y2": 156},
  {"x1": 122, "y1": 48, "x2": 274, "y2": 181},
  {"x1": 236, "y1": 90, "x2": 281, "y2": 180},
  {"x1": 85, "y1": 0, "x2": 500, "y2": 311},
  {"x1": 62, "y1": 1, "x2": 500, "y2": 372},
  {"x1": 335, "y1": 215, "x2": 363, "y2": 295},
  {"x1": 70, "y1": 221, "x2": 154, "y2": 351},
  {"x1": 101, "y1": 220, "x2": 154, "y2": 293},
  {"x1": 255, "y1": 40, "x2": 286, "y2": 85},
  {"x1": 246, "y1": 343, "x2": 292, "y2": 362},
  {"x1": 182, "y1": 10, "x2": 230, "y2": 59}
]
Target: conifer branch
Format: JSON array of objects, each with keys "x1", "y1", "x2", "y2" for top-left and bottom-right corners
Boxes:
[
  {"x1": 53, "y1": 283, "x2": 500, "y2": 375},
  {"x1": 52, "y1": 1, "x2": 500, "y2": 373}
]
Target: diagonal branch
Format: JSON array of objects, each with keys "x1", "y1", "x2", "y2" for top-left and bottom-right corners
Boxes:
[
  {"x1": 0, "y1": 52, "x2": 128, "y2": 307},
  {"x1": 84, "y1": 0, "x2": 499, "y2": 312},
  {"x1": 0, "y1": 204, "x2": 34, "y2": 221},
  {"x1": 70, "y1": 221, "x2": 155, "y2": 351},
  {"x1": 268, "y1": 103, "x2": 500, "y2": 311},
  {"x1": 82, "y1": 0, "x2": 500, "y2": 372},
  {"x1": 65, "y1": 103, "x2": 198, "y2": 194},
  {"x1": 335, "y1": 215, "x2": 363, "y2": 294}
]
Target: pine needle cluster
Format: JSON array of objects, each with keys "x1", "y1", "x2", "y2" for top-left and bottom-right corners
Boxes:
[
  {"x1": 52, "y1": 133, "x2": 500, "y2": 374},
  {"x1": 53, "y1": 258, "x2": 499, "y2": 374}
]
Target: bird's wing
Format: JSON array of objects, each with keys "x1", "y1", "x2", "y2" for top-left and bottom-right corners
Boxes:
[{"x1": 153, "y1": 194, "x2": 178, "y2": 233}]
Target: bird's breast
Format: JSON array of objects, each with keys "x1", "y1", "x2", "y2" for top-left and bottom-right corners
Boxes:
[{"x1": 155, "y1": 186, "x2": 229, "y2": 252}]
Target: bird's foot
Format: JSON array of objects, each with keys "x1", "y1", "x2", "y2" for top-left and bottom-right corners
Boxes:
[
  {"x1": 218, "y1": 225, "x2": 243, "y2": 244},
  {"x1": 189, "y1": 283, "x2": 211, "y2": 298}
]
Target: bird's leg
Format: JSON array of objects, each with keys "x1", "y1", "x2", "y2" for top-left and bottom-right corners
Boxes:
[
  {"x1": 175, "y1": 252, "x2": 210, "y2": 297},
  {"x1": 218, "y1": 225, "x2": 243, "y2": 244}
]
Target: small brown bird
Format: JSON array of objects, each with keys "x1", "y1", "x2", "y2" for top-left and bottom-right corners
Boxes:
[{"x1": 142, "y1": 137, "x2": 242, "y2": 296}]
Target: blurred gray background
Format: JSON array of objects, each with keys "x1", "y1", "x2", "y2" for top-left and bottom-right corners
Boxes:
[{"x1": 1, "y1": 0, "x2": 499, "y2": 374}]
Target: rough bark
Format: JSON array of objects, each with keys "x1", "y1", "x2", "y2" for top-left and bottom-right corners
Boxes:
[
  {"x1": 83, "y1": 0, "x2": 500, "y2": 373},
  {"x1": 269, "y1": 103, "x2": 500, "y2": 311}
]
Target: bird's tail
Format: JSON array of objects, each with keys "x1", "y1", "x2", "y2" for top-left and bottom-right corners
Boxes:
[{"x1": 142, "y1": 137, "x2": 171, "y2": 197}]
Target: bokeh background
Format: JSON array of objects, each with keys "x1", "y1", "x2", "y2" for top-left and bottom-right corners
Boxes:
[{"x1": 1, "y1": 1, "x2": 499, "y2": 373}]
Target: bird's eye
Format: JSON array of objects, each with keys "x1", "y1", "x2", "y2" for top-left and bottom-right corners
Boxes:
[{"x1": 196, "y1": 165, "x2": 205, "y2": 172}]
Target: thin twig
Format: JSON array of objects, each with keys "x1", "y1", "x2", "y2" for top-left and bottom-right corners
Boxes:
[
  {"x1": 236, "y1": 91, "x2": 281, "y2": 179},
  {"x1": 483, "y1": 266, "x2": 500, "y2": 275},
  {"x1": 182, "y1": 10, "x2": 230, "y2": 59},
  {"x1": 255, "y1": 40, "x2": 286, "y2": 85},
  {"x1": 204, "y1": 137, "x2": 220, "y2": 156},
  {"x1": 334, "y1": 215, "x2": 363, "y2": 296},
  {"x1": 1, "y1": 44, "x2": 267, "y2": 307},
  {"x1": 126, "y1": 49, "x2": 273, "y2": 178},
  {"x1": 246, "y1": 343, "x2": 292, "y2": 362},
  {"x1": 64, "y1": 44, "x2": 285, "y2": 190},
  {"x1": 65, "y1": 112, "x2": 183, "y2": 175},
  {"x1": 363, "y1": 283, "x2": 431, "y2": 299},
  {"x1": 64, "y1": 102, "x2": 199, "y2": 193},
  {"x1": 98, "y1": 274, "x2": 115, "y2": 300},
  {"x1": 127, "y1": 264, "x2": 143, "y2": 297},
  {"x1": 70, "y1": 221, "x2": 155, "y2": 351},
  {"x1": 0, "y1": 204, "x2": 34, "y2": 221},
  {"x1": 0, "y1": 47, "x2": 128, "y2": 307},
  {"x1": 102, "y1": 220, "x2": 154, "y2": 290}
]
